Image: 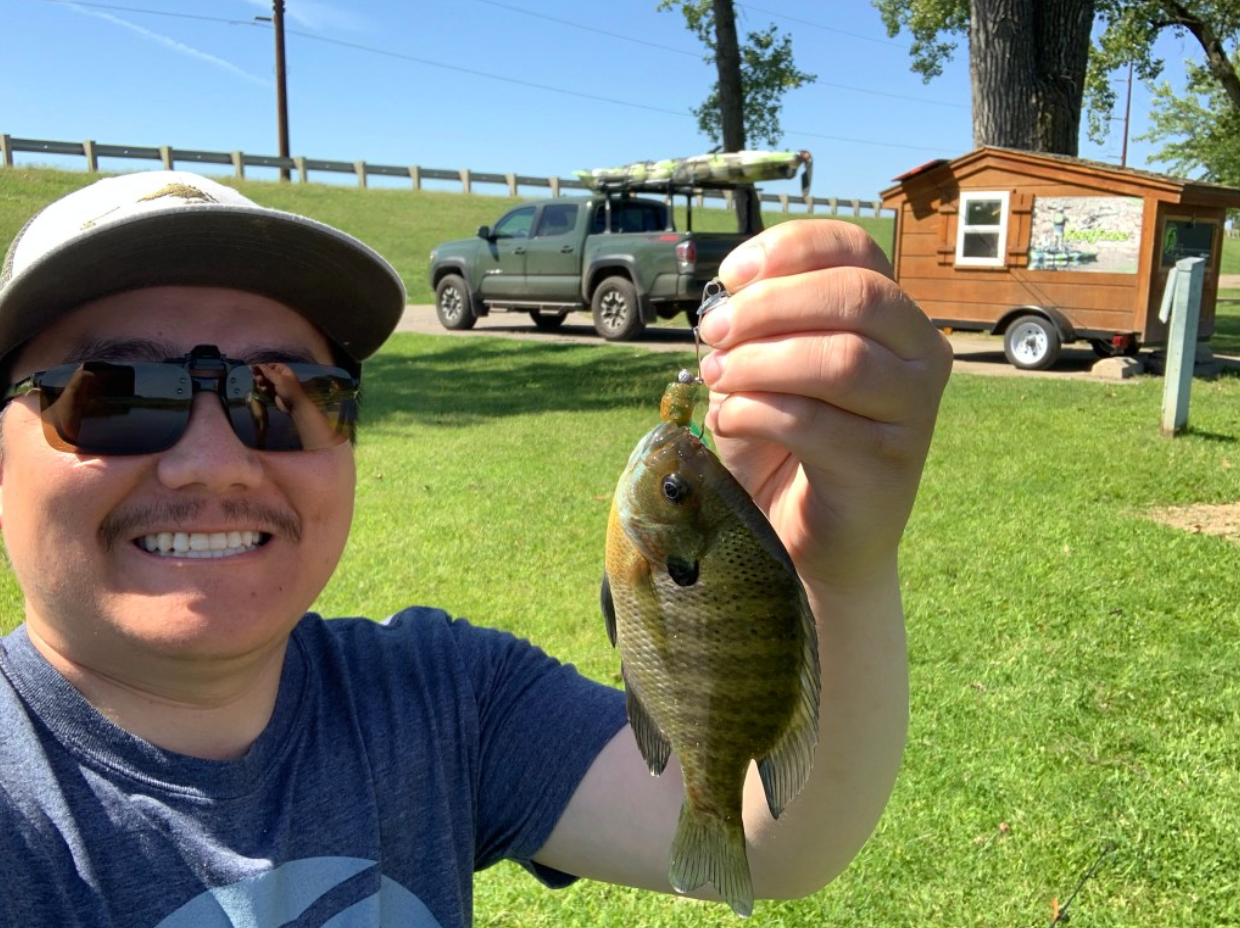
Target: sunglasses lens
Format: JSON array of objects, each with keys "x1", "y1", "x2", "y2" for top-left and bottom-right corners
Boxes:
[
  {"x1": 38, "y1": 362, "x2": 190, "y2": 455},
  {"x1": 227, "y1": 363, "x2": 357, "y2": 452}
]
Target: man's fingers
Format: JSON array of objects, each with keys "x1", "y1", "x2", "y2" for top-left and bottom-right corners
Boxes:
[{"x1": 718, "y1": 220, "x2": 893, "y2": 293}]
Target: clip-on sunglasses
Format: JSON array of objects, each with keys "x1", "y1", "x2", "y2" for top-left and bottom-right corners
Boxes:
[{"x1": 2, "y1": 344, "x2": 359, "y2": 455}]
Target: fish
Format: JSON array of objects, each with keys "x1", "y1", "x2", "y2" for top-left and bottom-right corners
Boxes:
[{"x1": 601, "y1": 376, "x2": 821, "y2": 917}]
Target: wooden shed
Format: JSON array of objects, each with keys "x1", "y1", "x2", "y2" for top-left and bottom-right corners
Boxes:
[{"x1": 880, "y1": 146, "x2": 1240, "y2": 369}]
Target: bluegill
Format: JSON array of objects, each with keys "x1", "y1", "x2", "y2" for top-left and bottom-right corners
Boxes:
[{"x1": 601, "y1": 379, "x2": 820, "y2": 917}]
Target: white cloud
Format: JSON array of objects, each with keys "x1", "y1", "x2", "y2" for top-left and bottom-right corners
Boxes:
[{"x1": 64, "y1": 3, "x2": 273, "y2": 89}]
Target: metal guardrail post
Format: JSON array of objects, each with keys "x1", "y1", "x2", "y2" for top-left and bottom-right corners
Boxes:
[
  {"x1": 459, "y1": 169, "x2": 471, "y2": 194},
  {"x1": 549, "y1": 176, "x2": 559, "y2": 197},
  {"x1": 0, "y1": 134, "x2": 11, "y2": 168},
  {"x1": 354, "y1": 161, "x2": 367, "y2": 189},
  {"x1": 159, "y1": 146, "x2": 173, "y2": 170},
  {"x1": 83, "y1": 140, "x2": 98, "y2": 173},
  {"x1": 505, "y1": 172, "x2": 517, "y2": 197},
  {"x1": 231, "y1": 152, "x2": 245, "y2": 180},
  {"x1": 294, "y1": 156, "x2": 307, "y2": 184},
  {"x1": 409, "y1": 165, "x2": 421, "y2": 190}
]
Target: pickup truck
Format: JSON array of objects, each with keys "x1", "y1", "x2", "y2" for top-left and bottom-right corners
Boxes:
[{"x1": 427, "y1": 193, "x2": 750, "y2": 340}]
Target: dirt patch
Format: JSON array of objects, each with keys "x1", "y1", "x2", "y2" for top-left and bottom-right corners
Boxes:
[{"x1": 1148, "y1": 503, "x2": 1240, "y2": 542}]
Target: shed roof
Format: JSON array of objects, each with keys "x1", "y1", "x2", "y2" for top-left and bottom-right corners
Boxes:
[{"x1": 881, "y1": 146, "x2": 1240, "y2": 207}]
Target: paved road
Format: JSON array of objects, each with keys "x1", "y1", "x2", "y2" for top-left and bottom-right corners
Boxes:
[{"x1": 393, "y1": 304, "x2": 1147, "y2": 380}]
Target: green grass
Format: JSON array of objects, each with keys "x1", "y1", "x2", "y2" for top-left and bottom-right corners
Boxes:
[
  {"x1": 2, "y1": 329, "x2": 1239, "y2": 927},
  {"x1": 0, "y1": 167, "x2": 892, "y2": 305}
]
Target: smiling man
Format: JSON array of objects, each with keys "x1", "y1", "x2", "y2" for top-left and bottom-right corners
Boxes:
[{"x1": 0, "y1": 171, "x2": 951, "y2": 926}]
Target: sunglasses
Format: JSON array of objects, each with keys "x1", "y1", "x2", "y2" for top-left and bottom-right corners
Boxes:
[{"x1": 2, "y1": 344, "x2": 360, "y2": 455}]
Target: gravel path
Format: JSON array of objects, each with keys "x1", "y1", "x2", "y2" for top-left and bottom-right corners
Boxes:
[{"x1": 392, "y1": 305, "x2": 1152, "y2": 380}]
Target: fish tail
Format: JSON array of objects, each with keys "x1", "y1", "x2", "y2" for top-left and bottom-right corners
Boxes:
[{"x1": 668, "y1": 803, "x2": 754, "y2": 918}]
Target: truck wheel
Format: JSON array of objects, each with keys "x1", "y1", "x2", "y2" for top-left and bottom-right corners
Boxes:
[
  {"x1": 529, "y1": 311, "x2": 566, "y2": 332},
  {"x1": 592, "y1": 277, "x2": 645, "y2": 341},
  {"x1": 435, "y1": 275, "x2": 477, "y2": 331},
  {"x1": 1003, "y1": 315, "x2": 1061, "y2": 370}
]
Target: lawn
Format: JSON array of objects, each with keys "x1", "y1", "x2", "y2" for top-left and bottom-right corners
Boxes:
[{"x1": 2, "y1": 328, "x2": 1237, "y2": 926}]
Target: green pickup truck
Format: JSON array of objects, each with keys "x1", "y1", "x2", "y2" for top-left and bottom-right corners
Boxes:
[{"x1": 427, "y1": 193, "x2": 750, "y2": 340}]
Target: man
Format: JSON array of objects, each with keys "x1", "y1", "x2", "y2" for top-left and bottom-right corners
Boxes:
[{"x1": 0, "y1": 170, "x2": 951, "y2": 926}]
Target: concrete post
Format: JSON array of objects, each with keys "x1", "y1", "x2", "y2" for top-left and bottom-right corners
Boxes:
[
  {"x1": 828, "y1": 197, "x2": 838, "y2": 215},
  {"x1": 84, "y1": 140, "x2": 98, "y2": 173},
  {"x1": 0, "y1": 134, "x2": 11, "y2": 168},
  {"x1": 506, "y1": 172, "x2": 517, "y2": 197},
  {"x1": 159, "y1": 146, "x2": 173, "y2": 170},
  {"x1": 1160, "y1": 256, "x2": 1205, "y2": 436},
  {"x1": 851, "y1": 199, "x2": 861, "y2": 217},
  {"x1": 804, "y1": 195, "x2": 814, "y2": 215},
  {"x1": 354, "y1": 161, "x2": 367, "y2": 188},
  {"x1": 549, "y1": 176, "x2": 559, "y2": 197},
  {"x1": 409, "y1": 166, "x2": 422, "y2": 190},
  {"x1": 778, "y1": 194, "x2": 789, "y2": 213},
  {"x1": 459, "y1": 169, "x2": 472, "y2": 195},
  {"x1": 294, "y1": 156, "x2": 308, "y2": 184},
  {"x1": 231, "y1": 152, "x2": 245, "y2": 180}
]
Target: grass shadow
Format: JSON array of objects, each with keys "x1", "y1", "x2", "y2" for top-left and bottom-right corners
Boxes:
[{"x1": 359, "y1": 333, "x2": 696, "y2": 428}]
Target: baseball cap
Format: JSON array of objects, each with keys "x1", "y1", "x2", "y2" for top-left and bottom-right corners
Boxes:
[{"x1": 0, "y1": 170, "x2": 407, "y2": 371}]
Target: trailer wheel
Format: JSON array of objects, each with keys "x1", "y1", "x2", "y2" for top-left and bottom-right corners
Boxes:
[
  {"x1": 435, "y1": 275, "x2": 477, "y2": 331},
  {"x1": 592, "y1": 277, "x2": 645, "y2": 341},
  {"x1": 1003, "y1": 315, "x2": 1061, "y2": 370}
]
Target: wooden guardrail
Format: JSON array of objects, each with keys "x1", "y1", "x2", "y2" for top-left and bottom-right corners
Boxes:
[{"x1": 0, "y1": 133, "x2": 890, "y2": 218}]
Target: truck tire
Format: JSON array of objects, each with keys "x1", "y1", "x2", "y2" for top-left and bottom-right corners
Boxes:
[
  {"x1": 1003, "y1": 314, "x2": 1061, "y2": 370},
  {"x1": 592, "y1": 277, "x2": 645, "y2": 341},
  {"x1": 435, "y1": 274, "x2": 477, "y2": 331}
]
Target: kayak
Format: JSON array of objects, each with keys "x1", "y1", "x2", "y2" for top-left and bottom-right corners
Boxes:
[{"x1": 576, "y1": 150, "x2": 812, "y2": 194}]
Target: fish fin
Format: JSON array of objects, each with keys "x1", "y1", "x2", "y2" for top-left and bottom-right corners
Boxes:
[
  {"x1": 757, "y1": 601, "x2": 821, "y2": 819},
  {"x1": 600, "y1": 573, "x2": 617, "y2": 648},
  {"x1": 666, "y1": 556, "x2": 699, "y2": 587},
  {"x1": 621, "y1": 667, "x2": 671, "y2": 775},
  {"x1": 668, "y1": 803, "x2": 754, "y2": 918}
]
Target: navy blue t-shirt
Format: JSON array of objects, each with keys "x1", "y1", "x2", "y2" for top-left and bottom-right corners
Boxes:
[{"x1": 0, "y1": 609, "x2": 628, "y2": 927}]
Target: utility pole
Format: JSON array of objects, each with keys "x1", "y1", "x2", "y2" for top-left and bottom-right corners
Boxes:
[
  {"x1": 257, "y1": 1, "x2": 291, "y2": 181},
  {"x1": 273, "y1": 0, "x2": 290, "y2": 182},
  {"x1": 1120, "y1": 60, "x2": 1134, "y2": 168}
]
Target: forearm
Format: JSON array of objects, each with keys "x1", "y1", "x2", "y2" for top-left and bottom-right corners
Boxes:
[{"x1": 743, "y1": 559, "x2": 909, "y2": 898}]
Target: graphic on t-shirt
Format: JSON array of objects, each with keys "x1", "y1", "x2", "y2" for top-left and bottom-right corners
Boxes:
[{"x1": 154, "y1": 857, "x2": 442, "y2": 927}]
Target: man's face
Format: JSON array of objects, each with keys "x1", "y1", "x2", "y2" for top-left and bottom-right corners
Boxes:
[{"x1": 0, "y1": 286, "x2": 356, "y2": 676}]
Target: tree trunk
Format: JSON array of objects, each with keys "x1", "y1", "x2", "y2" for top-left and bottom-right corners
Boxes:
[
  {"x1": 711, "y1": 0, "x2": 764, "y2": 234},
  {"x1": 969, "y1": 0, "x2": 1094, "y2": 155}
]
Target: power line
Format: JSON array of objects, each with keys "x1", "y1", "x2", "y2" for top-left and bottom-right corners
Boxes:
[
  {"x1": 284, "y1": 29, "x2": 696, "y2": 120},
  {"x1": 736, "y1": 2, "x2": 908, "y2": 47},
  {"x1": 29, "y1": 0, "x2": 257, "y2": 27},
  {"x1": 26, "y1": 0, "x2": 957, "y2": 155},
  {"x1": 468, "y1": 0, "x2": 702, "y2": 58}
]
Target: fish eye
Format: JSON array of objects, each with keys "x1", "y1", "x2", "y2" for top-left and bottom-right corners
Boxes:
[{"x1": 662, "y1": 473, "x2": 691, "y2": 504}]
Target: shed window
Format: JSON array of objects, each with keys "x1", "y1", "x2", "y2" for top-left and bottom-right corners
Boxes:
[{"x1": 955, "y1": 192, "x2": 1010, "y2": 267}]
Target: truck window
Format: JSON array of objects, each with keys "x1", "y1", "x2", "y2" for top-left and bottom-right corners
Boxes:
[
  {"x1": 592, "y1": 202, "x2": 668, "y2": 234},
  {"x1": 494, "y1": 206, "x2": 536, "y2": 239},
  {"x1": 534, "y1": 203, "x2": 579, "y2": 238}
]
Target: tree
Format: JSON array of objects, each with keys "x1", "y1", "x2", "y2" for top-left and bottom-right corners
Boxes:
[
  {"x1": 875, "y1": 0, "x2": 1240, "y2": 159},
  {"x1": 659, "y1": 0, "x2": 815, "y2": 233},
  {"x1": 875, "y1": 0, "x2": 1095, "y2": 154},
  {"x1": 1139, "y1": 53, "x2": 1240, "y2": 184}
]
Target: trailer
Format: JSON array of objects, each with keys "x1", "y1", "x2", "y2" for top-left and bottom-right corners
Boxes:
[{"x1": 880, "y1": 147, "x2": 1240, "y2": 370}]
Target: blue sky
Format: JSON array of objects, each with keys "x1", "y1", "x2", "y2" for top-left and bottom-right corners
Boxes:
[{"x1": 2, "y1": 0, "x2": 1206, "y2": 203}]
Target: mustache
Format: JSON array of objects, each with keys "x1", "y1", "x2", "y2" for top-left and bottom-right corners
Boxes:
[{"x1": 99, "y1": 499, "x2": 303, "y2": 551}]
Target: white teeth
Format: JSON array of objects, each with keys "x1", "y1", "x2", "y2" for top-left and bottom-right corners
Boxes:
[{"x1": 136, "y1": 530, "x2": 266, "y2": 559}]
